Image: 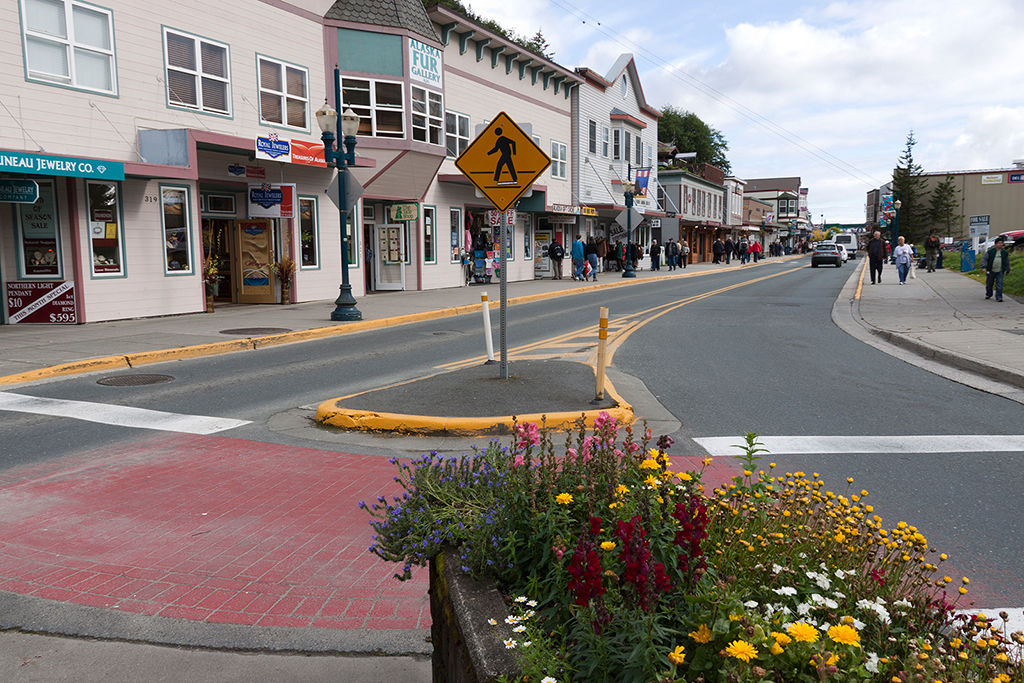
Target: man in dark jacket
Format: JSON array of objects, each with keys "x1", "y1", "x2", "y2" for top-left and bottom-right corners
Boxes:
[
  {"x1": 548, "y1": 239, "x2": 564, "y2": 279},
  {"x1": 649, "y1": 240, "x2": 661, "y2": 271},
  {"x1": 712, "y1": 238, "x2": 724, "y2": 264},
  {"x1": 983, "y1": 236, "x2": 1011, "y2": 302},
  {"x1": 723, "y1": 237, "x2": 735, "y2": 264},
  {"x1": 665, "y1": 238, "x2": 679, "y2": 271},
  {"x1": 924, "y1": 230, "x2": 942, "y2": 272},
  {"x1": 866, "y1": 231, "x2": 886, "y2": 284}
]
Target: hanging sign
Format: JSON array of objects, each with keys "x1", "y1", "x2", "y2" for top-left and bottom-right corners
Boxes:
[
  {"x1": 6, "y1": 281, "x2": 77, "y2": 324},
  {"x1": 389, "y1": 203, "x2": 420, "y2": 221},
  {"x1": 0, "y1": 179, "x2": 39, "y2": 203},
  {"x1": 254, "y1": 135, "x2": 325, "y2": 167}
]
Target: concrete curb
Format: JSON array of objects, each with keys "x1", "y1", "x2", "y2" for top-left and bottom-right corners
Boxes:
[{"x1": 316, "y1": 366, "x2": 634, "y2": 436}]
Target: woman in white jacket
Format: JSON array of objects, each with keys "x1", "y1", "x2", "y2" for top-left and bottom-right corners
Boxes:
[{"x1": 893, "y1": 236, "x2": 914, "y2": 285}]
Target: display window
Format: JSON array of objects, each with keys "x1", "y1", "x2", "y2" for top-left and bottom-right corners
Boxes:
[
  {"x1": 17, "y1": 179, "x2": 62, "y2": 279},
  {"x1": 299, "y1": 196, "x2": 320, "y2": 269},
  {"x1": 160, "y1": 185, "x2": 192, "y2": 274},
  {"x1": 86, "y1": 180, "x2": 125, "y2": 276}
]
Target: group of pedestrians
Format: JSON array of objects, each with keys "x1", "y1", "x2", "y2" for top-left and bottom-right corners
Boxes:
[{"x1": 711, "y1": 236, "x2": 763, "y2": 264}]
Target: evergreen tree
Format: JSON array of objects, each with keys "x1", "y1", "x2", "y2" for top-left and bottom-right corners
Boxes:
[
  {"x1": 891, "y1": 130, "x2": 931, "y2": 243},
  {"x1": 928, "y1": 174, "x2": 965, "y2": 239},
  {"x1": 523, "y1": 29, "x2": 553, "y2": 59},
  {"x1": 658, "y1": 106, "x2": 731, "y2": 173}
]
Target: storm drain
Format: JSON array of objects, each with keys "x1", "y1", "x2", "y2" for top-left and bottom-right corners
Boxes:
[
  {"x1": 219, "y1": 327, "x2": 292, "y2": 335},
  {"x1": 97, "y1": 374, "x2": 175, "y2": 387}
]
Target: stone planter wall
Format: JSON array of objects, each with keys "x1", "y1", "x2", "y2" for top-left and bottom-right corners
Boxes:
[{"x1": 430, "y1": 551, "x2": 520, "y2": 683}]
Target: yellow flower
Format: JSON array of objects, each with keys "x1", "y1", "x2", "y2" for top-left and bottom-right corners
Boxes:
[
  {"x1": 690, "y1": 624, "x2": 713, "y2": 644},
  {"x1": 959, "y1": 587, "x2": 968, "y2": 595},
  {"x1": 958, "y1": 652, "x2": 968, "y2": 660},
  {"x1": 771, "y1": 631, "x2": 792, "y2": 647},
  {"x1": 600, "y1": 541, "x2": 616, "y2": 552},
  {"x1": 645, "y1": 475, "x2": 661, "y2": 488},
  {"x1": 724, "y1": 639, "x2": 758, "y2": 663},
  {"x1": 835, "y1": 533, "x2": 846, "y2": 543},
  {"x1": 616, "y1": 484, "x2": 629, "y2": 495},
  {"x1": 995, "y1": 652, "x2": 1008, "y2": 662},
  {"x1": 828, "y1": 624, "x2": 860, "y2": 646},
  {"x1": 770, "y1": 642, "x2": 784, "y2": 655},
  {"x1": 555, "y1": 493, "x2": 573, "y2": 505},
  {"x1": 639, "y1": 458, "x2": 660, "y2": 470},
  {"x1": 668, "y1": 645, "x2": 686, "y2": 666},
  {"x1": 949, "y1": 638, "x2": 962, "y2": 649},
  {"x1": 939, "y1": 553, "x2": 947, "y2": 561},
  {"x1": 961, "y1": 576, "x2": 970, "y2": 584},
  {"x1": 678, "y1": 472, "x2": 693, "y2": 482},
  {"x1": 787, "y1": 622, "x2": 819, "y2": 643}
]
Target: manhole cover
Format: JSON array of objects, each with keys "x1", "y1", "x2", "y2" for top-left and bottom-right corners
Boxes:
[
  {"x1": 97, "y1": 374, "x2": 175, "y2": 387},
  {"x1": 219, "y1": 327, "x2": 292, "y2": 335}
]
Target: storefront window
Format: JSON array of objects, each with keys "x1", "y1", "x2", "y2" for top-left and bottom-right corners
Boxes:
[
  {"x1": 450, "y1": 207, "x2": 462, "y2": 263},
  {"x1": 87, "y1": 180, "x2": 124, "y2": 276},
  {"x1": 423, "y1": 206, "x2": 436, "y2": 264},
  {"x1": 346, "y1": 210, "x2": 357, "y2": 266},
  {"x1": 161, "y1": 185, "x2": 192, "y2": 274},
  {"x1": 299, "y1": 197, "x2": 319, "y2": 268},
  {"x1": 17, "y1": 179, "x2": 61, "y2": 279},
  {"x1": 523, "y1": 214, "x2": 532, "y2": 259}
]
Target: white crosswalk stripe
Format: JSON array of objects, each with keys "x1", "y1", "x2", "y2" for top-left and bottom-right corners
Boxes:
[
  {"x1": 693, "y1": 435, "x2": 1024, "y2": 456},
  {"x1": 0, "y1": 392, "x2": 250, "y2": 435}
]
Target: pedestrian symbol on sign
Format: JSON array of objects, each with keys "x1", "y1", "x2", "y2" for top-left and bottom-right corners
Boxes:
[
  {"x1": 488, "y1": 128, "x2": 518, "y2": 184},
  {"x1": 455, "y1": 112, "x2": 551, "y2": 212}
]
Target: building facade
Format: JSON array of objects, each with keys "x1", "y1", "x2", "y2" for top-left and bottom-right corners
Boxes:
[{"x1": 656, "y1": 168, "x2": 726, "y2": 263}]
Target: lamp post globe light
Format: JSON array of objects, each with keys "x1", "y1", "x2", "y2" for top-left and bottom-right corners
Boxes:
[
  {"x1": 892, "y1": 198, "x2": 902, "y2": 256},
  {"x1": 316, "y1": 90, "x2": 362, "y2": 322},
  {"x1": 622, "y1": 178, "x2": 637, "y2": 278}
]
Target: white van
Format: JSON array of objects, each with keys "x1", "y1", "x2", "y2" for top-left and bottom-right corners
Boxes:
[{"x1": 833, "y1": 233, "x2": 858, "y2": 259}]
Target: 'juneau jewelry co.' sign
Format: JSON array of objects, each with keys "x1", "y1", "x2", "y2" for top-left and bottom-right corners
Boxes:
[{"x1": 0, "y1": 151, "x2": 124, "y2": 180}]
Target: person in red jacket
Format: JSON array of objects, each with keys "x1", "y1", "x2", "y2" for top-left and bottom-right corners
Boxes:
[{"x1": 749, "y1": 239, "x2": 762, "y2": 262}]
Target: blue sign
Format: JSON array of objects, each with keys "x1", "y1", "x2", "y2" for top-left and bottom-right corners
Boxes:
[
  {"x1": 0, "y1": 151, "x2": 124, "y2": 181},
  {"x1": 227, "y1": 163, "x2": 246, "y2": 176},
  {"x1": 0, "y1": 179, "x2": 39, "y2": 203},
  {"x1": 249, "y1": 186, "x2": 283, "y2": 209},
  {"x1": 1010, "y1": 173, "x2": 1024, "y2": 184},
  {"x1": 255, "y1": 135, "x2": 290, "y2": 159}
]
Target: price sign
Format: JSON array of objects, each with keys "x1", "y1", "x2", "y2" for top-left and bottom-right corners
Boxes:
[{"x1": 6, "y1": 281, "x2": 77, "y2": 324}]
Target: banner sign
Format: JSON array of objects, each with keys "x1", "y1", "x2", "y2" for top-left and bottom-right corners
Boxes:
[
  {"x1": 389, "y1": 203, "x2": 420, "y2": 222},
  {"x1": 409, "y1": 38, "x2": 442, "y2": 88},
  {"x1": 254, "y1": 134, "x2": 326, "y2": 167},
  {"x1": 980, "y1": 174, "x2": 1003, "y2": 185},
  {"x1": 0, "y1": 151, "x2": 123, "y2": 181},
  {"x1": 634, "y1": 168, "x2": 651, "y2": 197},
  {"x1": 1009, "y1": 173, "x2": 1024, "y2": 184},
  {"x1": 6, "y1": 281, "x2": 76, "y2": 324},
  {"x1": 551, "y1": 204, "x2": 597, "y2": 216},
  {"x1": 248, "y1": 183, "x2": 296, "y2": 218}
]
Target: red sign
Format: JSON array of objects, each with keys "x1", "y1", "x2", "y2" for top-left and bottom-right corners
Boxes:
[
  {"x1": 246, "y1": 166, "x2": 266, "y2": 179},
  {"x1": 289, "y1": 140, "x2": 326, "y2": 167},
  {"x1": 6, "y1": 281, "x2": 77, "y2": 324}
]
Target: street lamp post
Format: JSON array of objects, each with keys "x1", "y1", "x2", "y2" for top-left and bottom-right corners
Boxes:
[
  {"x1": 892, "y1": 198, "x2": 902, "y2": 255},
  {"x1": 315, "y1": 71, "x2": 362, "y2": 322},
  {"x1": 622, "y1": 169, "x2": 637, "y2": 279}
]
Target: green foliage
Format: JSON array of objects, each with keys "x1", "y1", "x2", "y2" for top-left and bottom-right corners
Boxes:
[
  {"x1": 421, "y1": 1, "x2": 553, "y2": 59},
  {"x1": 928, "y1": 174, "x2": 965, "y2": 238},
  {"x1": 658, "y1": 106, "x2": 731, "y2": 173},
  {"x1": 892, "y1": 130, "x2": 932, "y2": 243}
]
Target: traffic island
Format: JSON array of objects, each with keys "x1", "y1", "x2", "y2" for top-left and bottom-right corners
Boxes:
[{"x1": 315, "y1": 359, "x2": 633, "y2": 436}]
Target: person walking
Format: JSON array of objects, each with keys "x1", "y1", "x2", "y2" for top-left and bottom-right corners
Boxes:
[
  {"x1": 712, "y1": 237, "x2": 724, "y2": 264},
  {"x1": 737, "y1": 236, "x2": 749, "y2": 264},
  {"x1": 893, "y1": 236, "x2": 913, "y2": 284},
  {"x1": 548, "y1": 239, "x2": 564, "y2": 279},
  {"x1": 679, "y1": 238, "x2": 689, "y2": 268},
  {"x1": 983, "y1": 235, "x2": 1011, "y2": 302},
  {"x1": 866, "y1": 230, "x2": 886, "y2": 284},
  {"x1": 649, "y1": 239, "x2": 661, "y2": 271},
  {"x1": 584, "y1": 236, "x2": 599, "y2": 281},
  {"x1": 723, "y1": 236, "x2": 734, "y2": 264},
  {"x1": 665, "y1": 238, "x2": 678, "y2": 271},
  {"x1": 571, "y1": 234, "x2": 586, "y2": 281},
  {"x1": 750, "y1": 239, "x2": 762, "y2": 263},
  {"x1": 924, "y1": 230, "x2": 941, "y2": 272}
]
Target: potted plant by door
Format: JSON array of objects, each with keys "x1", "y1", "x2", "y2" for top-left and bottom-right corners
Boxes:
[
  {"x1": 202, "y1": 256, "x2": 220, "y2": 312},
  {"x1": 271, "y1": 256, "x2": 296, "y2": 305}
]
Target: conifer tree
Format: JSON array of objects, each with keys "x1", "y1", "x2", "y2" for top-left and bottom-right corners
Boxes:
[
  {"x1": 891, "y1": 130, "x2": 931, "y2": 243},
  {"x1": 928, "y1": 174, "x2": 965, "y2": 238}
]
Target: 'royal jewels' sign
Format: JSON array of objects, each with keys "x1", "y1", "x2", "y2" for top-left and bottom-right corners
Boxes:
[
  {"x1": 248, "y1": 183, "x2": 296, "y2": 219},
  {"x1": 254, "y1": 134, "x2": 326, "y2": 167}
]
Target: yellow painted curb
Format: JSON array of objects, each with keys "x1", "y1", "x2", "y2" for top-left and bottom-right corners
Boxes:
[
  {"x1": 315, "y1": 371, "x2": 634, "y2": 436},
  {"x1": 0, "y1": 355, "x2": 131, "y2": 386}
]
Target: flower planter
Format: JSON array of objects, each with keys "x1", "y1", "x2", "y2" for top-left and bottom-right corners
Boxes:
[
  {"x1": 281, "y1": 282, "x2": 291, "y2": 305},
  {"x1": 205, "y1": 292, "x2": 215, "y2": 312},
  {"x1": 430, "y1": 549, "x2": 519, "y2": 683}
]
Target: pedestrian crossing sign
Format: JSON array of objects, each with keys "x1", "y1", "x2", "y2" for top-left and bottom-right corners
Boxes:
[{"x1": 455, "y1": 112, "x2": 551, "y2": 212}]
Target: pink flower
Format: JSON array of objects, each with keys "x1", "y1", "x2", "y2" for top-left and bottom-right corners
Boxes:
[
  {"x1": 513, "y1": 454, "x2": 525, "y2": 468},
  {"x1": 627, "y1": 442, "x2": 640, "y2": 454}
]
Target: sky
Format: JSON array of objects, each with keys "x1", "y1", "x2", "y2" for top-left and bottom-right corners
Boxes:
[{"x1": 461, "y1": 0, "x2": 1024, "y2": 223}]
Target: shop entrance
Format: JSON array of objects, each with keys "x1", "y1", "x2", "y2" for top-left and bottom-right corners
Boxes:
[
  {"x1": 375, "y1": 224, "x2": 405, "y2": 291},
  {"x1": 202, "y1": 218, "x2": 235, "y2": 303},
  {"x1": 202, "y1": 219, "x2": 276, "y2": 304}
]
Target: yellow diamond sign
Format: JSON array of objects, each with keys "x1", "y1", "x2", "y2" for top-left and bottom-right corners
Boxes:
[{"x1": 454, "y1": 112, "x2": 551, "y2": 213}]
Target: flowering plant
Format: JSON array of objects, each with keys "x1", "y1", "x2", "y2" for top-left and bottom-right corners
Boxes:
[
  {"x1": 201, "y1": 256, "x2": 221, "y2": 293},
  {"x1": 365, "y1": 420, "x2": 1024, "y2": 683},
  {"x1": 270, "y1": 256, "x2": 295, "y2": 285}
]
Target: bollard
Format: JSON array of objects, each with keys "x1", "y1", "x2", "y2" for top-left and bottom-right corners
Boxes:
[
  {"x1": 481, "y1": 292, "x2": 496, "y2": 364},
  {"x1": 595, "y1": 306, "x2": 609, "y2": 400}
]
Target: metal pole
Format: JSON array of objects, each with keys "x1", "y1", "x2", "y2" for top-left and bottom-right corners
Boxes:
[
  {"x1": 622, "y1": 163, "x2": 635, "y2": 278},
  {"x1": 481, "y1": 291, "x2": 496, "y2": 364},
  {"x1": 595, "y1": 306, "x2": 609, "y2": 400},
  {"x1": 499, "y1": 210, "x2": 508, "y2": 380},
  {"x1": 330, "y1": 68, "x2": 361, "y2": 321}
]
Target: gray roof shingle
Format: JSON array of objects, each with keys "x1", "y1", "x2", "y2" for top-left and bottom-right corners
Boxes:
[{"x1": 325, "y1": 0, "x2": 439, "y2": 43}]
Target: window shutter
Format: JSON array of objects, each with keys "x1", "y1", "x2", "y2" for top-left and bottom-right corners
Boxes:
[{"x1": 286, "y1": 99, "x2": 305, "y2": 128}]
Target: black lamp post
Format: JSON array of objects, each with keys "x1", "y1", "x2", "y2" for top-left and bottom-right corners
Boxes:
[
  {"x1": 892, "y1": 198, "x2": 902, "y2": 251},
  {"x1": 315, "y1": 75, "x2": 362, "y2": 322},
  {"x1": 622, "y1": 173, "x2": 637, "y2": 279}
]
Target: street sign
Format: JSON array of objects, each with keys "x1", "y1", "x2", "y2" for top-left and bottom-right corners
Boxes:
[
  {"x1": 326, "y1": 168, "x2": 363, "y2": 213},
  {"x1": 455, "y1": 112, "x2": 551, "y2": 212},
  {"x1": 0, "y1": 179, "x2": 39, "y2": 203},
  {"x1": 389, "y1": 203, "x2": 419, "y2": 222},
  {"x1": 615, "y1": 207, "x2": 643, "y2": 230},
  {"x1": 969, "y1": 214, "x2": 990, "y2": 238}
]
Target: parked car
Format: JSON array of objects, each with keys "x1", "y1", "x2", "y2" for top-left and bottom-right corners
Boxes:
[
  {"x1": 811, "y1": 243, "x2": 843, "y2": 268},
  {"x1": 979, "y1": 230, "x2": 1024, "y2": 252},
  {"x1": 836, "y1": 244, "x2": 849, "y2": 262},
  {"x1": 833, "y1": 233, "x2": 858, "y2": 259}
]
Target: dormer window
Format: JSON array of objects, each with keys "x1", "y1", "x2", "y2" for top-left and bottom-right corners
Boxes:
[{"x1": 621, "y1": 75, "x2": 627, "y2": 97}]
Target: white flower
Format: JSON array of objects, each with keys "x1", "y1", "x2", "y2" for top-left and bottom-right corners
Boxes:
[
  {"x1": 522, "y1": 641, "x2": 532, "y2": 647},
  {"x1": 525, "y1": 610, "x2": 536, "y2": 619},
  {"x1": 819, "y1": 622, "x2": 831, "y2": 631},
  {"x1": 865, "y1": 652, "x2": 879, "y2": 673},
  {"x1": 797, "y1": 603, "x2": 812, "y2": 615},
  {"x1": 779, "y1": 605, "x2": 792, "y2": 615},
  {"x1": 504, "y1": 638, "x2": 516, "y2": 649},
  {"x1": 744, "y1": 600, "x2": 759, "y2": 609},
  {"x1": 874, "y1": 597, "x2": 887, "y2": 605},
  {"x1": 512, "y1": 625, "x2": 526, "y2": 633},
  {"x1": 526, "y1": 600, "x2": 537, "y2": 607},
  {"x1": 809, "y1": 593, "x2": 825, "y2": 605},
  {"x1": 764, "y1": 603, "x2": 776, "y2": 615},
  {"x1": 853, "y1": 618, "x2": 866, "y2": 630},
  {"x1": 772, "y1": 563, "x2": 786, "y2": 574},
  {"x1": 894, "y1": 599, "x2": 912, "y2": 609},
  {"x1": 773, "y1": 586, "x2": 798, "y2": 596},
  {"x1": 824, "y1": 598, "x2": 839, "y2": 610},
  {"x1": 504, "y1": 616, "x2": 518, "y2": 625},
  {"x1": 514, "y1": 596, "x2": 528, "y2": 603},
  {"x1": 856, "y1": 599, "x2": 873, "y2": 610},
  {"x1": 542, "y1": 677, "x2": 557, "y2": 683},
  {"x1": 835, "y1": 568, "x2": 847, "y2": 579},
  {"x1": 833, "y1": 591, "x2": 846, "y2": 600},
  {"x1": 487, "y1": 618, "x2": 497, "y2": 626}
]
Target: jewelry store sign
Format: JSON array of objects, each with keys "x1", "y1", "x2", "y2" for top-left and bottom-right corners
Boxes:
[
  {"x1": 6, "y1": 281, "x2": 77, "y2": 324},
  {"x1": 0, "y1": 152, "x2": 124, "y2": 181}
]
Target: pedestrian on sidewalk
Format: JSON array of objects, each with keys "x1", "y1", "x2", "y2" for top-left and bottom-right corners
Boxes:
[
  {"x1": 571, "y1": 234, "x2": 585, "y2": 281},
  {"x1": 737, "y1": 236, "x2": 749, "y2": 264},
  {"x1": 585, "y1": 236, "x2": 599, "y2": 281},
  {"x1": 649, "y1": 239, "x2": 662, "y2": 271},
  {"x1": 894, "y1": 236, "x2": 913, "y2": 284},
  {"x1": 924, "y1": 230, "x2": 941, "y2": 272},
  {"x1": 679, "y1": 238, "x2": 689, "y2": 268},
  {"x1": 724, "y1": 236, "x2": 734, "y2": 264},
  {"x1": 713, "y1": 237, "x2": 724, "y2": 264},
  {"x1": 983, "y1": 236, "x2": 1011, "y2": 302},
  {"x1": 548, "y1": 239, "x2": 564, "y2": 279},
  {"x1": 866, "y1": 230, "x2": 886, "y2": 284},
  {"x1": 750, "y1": 239, "x2": 762, "y2": 262},
  {"x1": 665, "y1": 238, "x2": 679, "y2": 271}
]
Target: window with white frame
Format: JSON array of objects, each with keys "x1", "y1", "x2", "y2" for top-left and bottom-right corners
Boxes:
[
  {"x1": 423, "y1": 206, "x2": 436, "y2": 264},
  {"x1": 602, "y1": 127, "x2": 609, "y2": 157},
  {"x1": 164, "y1": 28, "x2": 230, "y2": 115},
  {"x1": 342, "y1": 78, "x2": 403, "y2": 138},
  {"x1": 412, "y1": 87, "x2": 442, "y2": 145},
  {"x1": 87, "y1": 180, "x2": 124, "y2": 277},
  {"x1": 449, "y1": 207, "x2": 462, "y2": 263},
  {"x1": 635, "y1": 134, "x2": 641, "y2": 166},
  {"x1": 624, "y1": 132, "x2": 631, "y2": 164},
  {"x1": 550, "y1": 141, "x2": 567, "y2": 180},
  {"x1": 22, "y1": 0, "x2": 117, "y2": 94},
  {"x1": 258, "y1": 56, "x2": 308, "y2": 129},
  {"x1": 646, "y1": 143, "x2": 653, "y2": 168},
  {"x1": 612, "y1": 129, "x2": 620, "y2": 160},
  {"x1": 588, "y1": 120, "x2": 597, "y2": 154},
  {"x1": 161, "y1": 185, "x2": 192, "y2": 275},
  {"x1": 299, "y1": 197, "x2": 319, "y2": 269},
  {"x1": 445, "y1": 110, "x2": 469, "y2": 157}
]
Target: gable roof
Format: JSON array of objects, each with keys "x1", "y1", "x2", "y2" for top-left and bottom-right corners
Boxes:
[
  {"x1": 577, "y1": 54, "x2": 659, "y2": 121},
  {"x1": 325, "y1": 0, "x2": 438, "y2": 43}
]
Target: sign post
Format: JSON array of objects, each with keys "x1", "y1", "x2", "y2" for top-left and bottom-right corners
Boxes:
[{"x1": 455, "y1": 112, "x2": 551, "y2": 379}]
